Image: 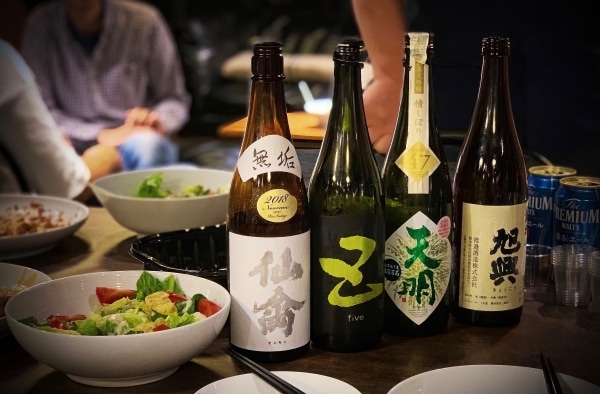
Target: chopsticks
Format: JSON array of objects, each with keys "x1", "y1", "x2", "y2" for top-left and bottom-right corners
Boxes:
[
  {"x1": 540, "y1": 353, "x2": 564, "y2": 394},
  {"x1": 226, "y1": 348, "x2": 306, "y2": 394}
]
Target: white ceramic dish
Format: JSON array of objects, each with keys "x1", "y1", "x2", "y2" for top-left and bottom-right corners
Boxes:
[
  {"x1": 89, "y1": 167, "x2": 232, "y2": 235},
  {"x1": 0, "y1": 263, "x2": 52, "y2": 337},
  {"x1": 387, "y1": 365, "x2": 600, "y2": 394},
  {"x1": 196, "y1": 371, "x2": 360, "y2": 394},
  {"x1": 0, "y1": 194, "x2": 89, "y2": 259},
  {"x1": 5, "y1": 270, "x2": 231, "y2": 387}
]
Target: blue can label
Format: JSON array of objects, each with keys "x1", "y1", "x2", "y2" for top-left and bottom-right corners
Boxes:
[
  {"x1": 553, "y1": 176, "x2": 600, "y2": 249},
  {"x1": 526, "y1": 166, "x2": 576, "y2": 247}
]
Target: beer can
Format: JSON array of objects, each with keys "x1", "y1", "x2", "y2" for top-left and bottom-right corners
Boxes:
[
  {"x1": 527, "y1": 165, "x2": 576, "y2": 247},
  {"x1": 553, "y1": 175, "x2": 600, "y2": 249}
]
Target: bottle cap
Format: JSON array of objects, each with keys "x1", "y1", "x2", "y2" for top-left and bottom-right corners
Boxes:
[
  {"x1": 252, "y1": 42, "x2": 284, "y2": 77},
  {"x1": 482, "y1": 37, "x2": 510, "y2": 56},
  {"x1": 334, "y1": 37, "x2": 366, "y2": 63}
]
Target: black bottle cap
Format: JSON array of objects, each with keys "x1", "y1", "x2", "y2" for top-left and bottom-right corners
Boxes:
[
  {"x1": 482, "y1": 37, "x2": 510, "y2": 56},
  {"x1": 252, "y1": 42, "x2": 284, "y2": 77},
  {"x1": 334, "y1": 37, "x2": 366, "y2": 63}
]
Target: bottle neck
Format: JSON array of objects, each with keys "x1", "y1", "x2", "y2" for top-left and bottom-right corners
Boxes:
[
  {"x1": 328, "y1": 60, "x2": 369, "y2": 142},
  {"x1": 244, "y1": 76, "x2": 291, "y2": 147},
  {"x1": 474, "y1": 55, "x2": 513, "y2": 124}
]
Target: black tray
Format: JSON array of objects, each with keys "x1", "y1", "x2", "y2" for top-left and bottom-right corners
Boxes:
[{"x1": 129, "y1": 226, "x2": 227, "y2": 288}]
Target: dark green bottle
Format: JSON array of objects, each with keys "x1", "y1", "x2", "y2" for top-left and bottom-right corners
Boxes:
[
  {"x1": 381, "y1": 32, "x2": 453, "y2": 336},
  {"x1": 308, "y1": 38, "x2": 385, "y2": 352}
]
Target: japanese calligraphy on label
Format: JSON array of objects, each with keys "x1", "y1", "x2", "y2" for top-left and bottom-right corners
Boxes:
[
  {"x1": 458, "y1": 203, "x2": 527, "y2": 311},
  {"x1": 229, "y1": 231, "x2": 310, "y2": 352},
  {"x1": 384, "y1": 211, "x2": 451, "y2": 325},
  {"x1": 312, "y1": 215, "x2": 384, "y2": 333},
  {"x1": 237, "y1": 135, "x2": 302, "y2": 181},
  {"x1": 396, "y1": 32, "x2": 440, "y2": 194}
]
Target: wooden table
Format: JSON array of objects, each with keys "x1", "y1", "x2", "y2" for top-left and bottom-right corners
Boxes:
[
  {"x1": 2, "y1": 208, "x2": 600, "y2": 393},
  {"x1": 217, "y1": 111, "x2": 325, "y2": 148}
]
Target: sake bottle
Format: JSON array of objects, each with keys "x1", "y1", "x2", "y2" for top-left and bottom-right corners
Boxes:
[
  {"x1": 308, "y1": 38, "x2": 385, "y2": 352},
  {"x1": 227, "y1": 42, "x2": 310, "y2": 362},
  {"x1": 381, "y1": 32, "x2": 453, "y2": 336},
  {"x1": 451, "y1": 37, "x2": 528, "y2": 326}
]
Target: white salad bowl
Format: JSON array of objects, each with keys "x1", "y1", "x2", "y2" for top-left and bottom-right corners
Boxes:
[
  {"x1": 89, "y1": 167, "x2": 233, "y2": 236},
  {"x1": 5, "y1": 270, "x2": 231, "y2": 387},
  {"x1": 0, "y1": 262, "x2": 52, "y2": 337}
]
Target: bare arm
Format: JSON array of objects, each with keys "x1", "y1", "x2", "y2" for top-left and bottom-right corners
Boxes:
[{"x1": 352, "y1": 0, "x2": 407, "y2": 154}]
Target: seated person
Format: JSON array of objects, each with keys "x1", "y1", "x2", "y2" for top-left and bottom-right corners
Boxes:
[
  {"x1": 20, "y1": 0, "x2": 191, "y2": 176},
  {"x1": 0, "y1": 39, "x2": 92, "y2": 201}
]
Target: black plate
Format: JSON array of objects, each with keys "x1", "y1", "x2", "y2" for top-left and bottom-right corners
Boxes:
[{"x1": 129, "y1": 226, "x2": 227, "y2": 288}]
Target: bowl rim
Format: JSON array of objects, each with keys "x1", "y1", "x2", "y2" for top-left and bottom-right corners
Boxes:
[
  {"x1": 5, "y1": 270, "x2": 231, "y2": 339},
  {"x1": 90, "y1": 167, "x2": 232, "y2": 202},
  {"x1": 0, "y1": 194, "x2": 89, "y2": 240}
]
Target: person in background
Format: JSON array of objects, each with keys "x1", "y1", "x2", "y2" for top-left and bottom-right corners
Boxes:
[
  {"x1": 351, "y1": 0, "x2": 600, "y2": 176},
  {"x1": 351, "y1": 0, "x2": 406, "y2": 157},
  {"x1": 20, "y1": 0, "x2": 191, "y2": 177},
  {"x1": 0, "y1": 39, "x2": 94, "y2": 201}
]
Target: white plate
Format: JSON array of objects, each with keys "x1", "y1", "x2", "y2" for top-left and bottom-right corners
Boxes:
[
  {"x1": 387, "y1": 365, "x2": 600, "y2": 394},
  {"x1": 196, "y1": 371, "x2": 360, "y2": 394},
  {"x1": 0, "y1": 262, "x2": 52, "y2": 337},
  {"x1": 0, "y1": 194, "x2": 89, "y2": 259}
]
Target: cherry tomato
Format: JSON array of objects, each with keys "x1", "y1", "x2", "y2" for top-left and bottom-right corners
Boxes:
[
  {"x1": 47, "y1": 314, "x2": 86, "y2": 330},
  {"x1": 96, "y1": 287, "x2": 137, "y2": 305},
  {"x1": 197, "y1": 299, "x2": 221, "y2": 317},
  {"x1": 166, "y1": 291, "x2": 187, "y2": 303},
  {"x1": 152, "y1": 324, "x2": 170, "y2": 332}
]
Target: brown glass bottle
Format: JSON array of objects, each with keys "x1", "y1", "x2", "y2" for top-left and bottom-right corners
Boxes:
[
  {"x1": 381, "y1": 32, "x2": 453, "y2": 336},
  {"x1": 227, "y1": 42, "x2": 310, "y2": 362},
  {"x1": 308, "y1": 38, "x2": 385, "y2": 352},
  {"x1": 451, "y1": 37, "x2": 528, "y2": 326}
]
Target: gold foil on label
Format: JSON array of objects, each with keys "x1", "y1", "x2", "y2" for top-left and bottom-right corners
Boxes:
[
  {"x1": 396, "y1": 141, "x2": 441, "y2": 181},
  {"x1": 257, "y1": 189, "x2": 298, "y2": 223},
  {"x1": 414, "y1": 62, "x2": 424, "y2": 94}
]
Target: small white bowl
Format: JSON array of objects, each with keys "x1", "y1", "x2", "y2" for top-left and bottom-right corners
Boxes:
[
  {"x1": 0, "y1": 263, "x2": 52, "y2": 337},
  {"x1": 0, "y1": 194, "x2": 89, "y2": 259},
  {"x1": 6, "y1": 270, "x2": 231, "y2": 387},
  {"x1": 89, "y1": 167, "x2": 233, "y2": 236},
  {"x1": 304, "y1": 98, "x2": 332, "y2": 128}
]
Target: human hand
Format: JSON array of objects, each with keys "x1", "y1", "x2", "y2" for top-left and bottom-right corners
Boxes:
[
  {"x1": 125, "y1": 107, "x2": 164, "y2": 133},
  {"x1": 362, "y1": 76, "x2": 402, "y2": 155},
  {"x1": 62, "y1": 134, "x2": 74, "y2": 148},
  {"x1": 97, "y1": 124, "x2": 154, "y2": 147}
]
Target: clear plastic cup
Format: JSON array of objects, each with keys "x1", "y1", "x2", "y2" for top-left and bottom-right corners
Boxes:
[
  {"x1": 551, "y1": 244, "x2": 594, "y2": 307},
  {"x1": 590, "y1": 250, "x2": 600, "y2": 315},
  {"x1": 525, "y1": 244, "x2": 552, "y2": 291}
]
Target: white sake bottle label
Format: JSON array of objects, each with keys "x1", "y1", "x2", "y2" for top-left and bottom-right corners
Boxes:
[
  {"x1": 237, "y1": 135, "x2": 302, "y2": 181},
  {"x1": 384, "y1": 211, "x2": 451, "y2": 324},
  {"x1": 229, "y1": 231, "x2": 310, "y2": 351}
]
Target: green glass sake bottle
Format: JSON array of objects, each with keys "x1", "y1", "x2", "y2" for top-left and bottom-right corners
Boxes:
[
  {"x1": 381, "y1": 32, "x2": 453, "y2": 336},
  {"x1": 308, "y1": 38, "x2": 385, "y2": 352},
  {"x1": 228, "y1": 42, "x2": 310, "y2": 362},
  {"x1": 451, "y1": 37, "x2": 528, "y2": 326}
]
